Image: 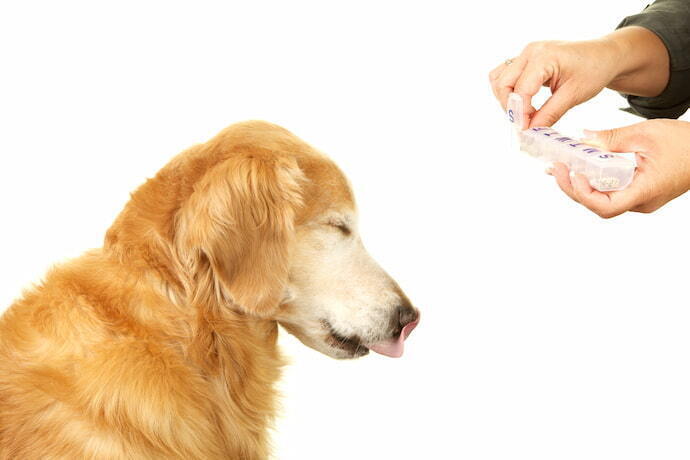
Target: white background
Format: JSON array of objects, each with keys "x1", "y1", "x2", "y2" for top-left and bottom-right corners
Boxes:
[{"x1": 1, "y1": 1, "x2": 689, "y2": 459}]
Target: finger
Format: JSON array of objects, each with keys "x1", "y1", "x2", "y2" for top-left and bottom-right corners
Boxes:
[
  {"x1": 550, "y1": 162, "x2": 580, "y2": 203},
  {"x1": 489, "y1": 60, "x2": 513, "y2": 101},
  {"x1": 494, "y1": 57, "x2": 528, "y2": 110},
  {"x1": 570, "y1": 173, "x2": 643, "y2": 218},
  {"x1": 582, "y1": 122, "x2": 649, "y2": 153},
  {"x1": 489, "y1": 62, "x2": 507, "y2": 100},
  {"x1": 489, "y1": 61, "x2": 507, "y2": 82},
  {"x1": 512, "y1": 61, "x2": 556, "y2": 124},
  {"x1": 529, "y1": 86, "x2": 577, "y2": 128},
  {"x1": 513, "y1": 60, "x2": 551, "y2": 101}
]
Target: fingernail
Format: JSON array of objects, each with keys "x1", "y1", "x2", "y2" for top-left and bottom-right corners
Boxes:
[
  {"x1": 582, "y1": 129, "x2": 597, "y2": 138},
  {"x1": 569, "y1": 170, "x2": 576, "y2": 179},
  {"x1": 544, "y1": 161, "x2": 554, "y2": 175}
]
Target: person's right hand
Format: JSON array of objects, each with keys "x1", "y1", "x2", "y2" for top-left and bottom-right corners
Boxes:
[{"x1": 489, "y1": 38, "x2": 621, "y2": 128}]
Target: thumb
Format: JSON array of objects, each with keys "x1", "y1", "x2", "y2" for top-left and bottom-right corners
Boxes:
[{"x1": 583, "y1": 123, "x2": 647, "y2": 153}]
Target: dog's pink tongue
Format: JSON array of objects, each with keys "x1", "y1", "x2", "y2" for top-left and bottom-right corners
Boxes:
[{"x1": 368, "y1": 319, "x2": 419, "y2": 358}]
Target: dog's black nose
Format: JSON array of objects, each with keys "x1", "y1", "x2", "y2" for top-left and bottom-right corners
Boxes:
[
  {"x1": 396, "y1": 304, "x2": 419, "y2": 329},
  {"x1": 391, "y1": 303, "x2": 420, "y2": 341}
]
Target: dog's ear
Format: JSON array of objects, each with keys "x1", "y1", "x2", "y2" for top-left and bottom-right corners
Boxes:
[{"x1": 177, "y1": 153, "x2": 305, "y2": 317}]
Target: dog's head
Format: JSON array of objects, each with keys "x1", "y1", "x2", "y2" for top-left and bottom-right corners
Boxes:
[
  {"x1": 111, "y1": 121, "x2": 418, "y2": 359},
  {"x1": 276, "y1": 150, "x2": 420, "y2": 359}
]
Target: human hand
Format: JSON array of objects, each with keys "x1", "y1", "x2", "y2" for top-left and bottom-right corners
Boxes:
[
  {"x1": 489, "y1": 27, "x2": 669, "y2": 128},
  {"x1": 548, "y1": 119, "x2": 690, "y2": 218},
  {"x1": 489, "y1": 38, "x2": 621, "y2": 128}
]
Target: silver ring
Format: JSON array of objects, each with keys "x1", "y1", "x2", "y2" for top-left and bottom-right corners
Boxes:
[{"x1": 505, "y1": 58, "x2": 514, "y2": 66}]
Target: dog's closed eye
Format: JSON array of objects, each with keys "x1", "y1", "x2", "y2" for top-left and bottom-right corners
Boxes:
[{"x1": 327, "y1": 221, "x2": 351, "y2": 236}]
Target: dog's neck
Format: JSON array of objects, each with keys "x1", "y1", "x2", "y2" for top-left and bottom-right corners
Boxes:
[{"x1": 95, "y1": 246, "x2": 282, "y2": 373}]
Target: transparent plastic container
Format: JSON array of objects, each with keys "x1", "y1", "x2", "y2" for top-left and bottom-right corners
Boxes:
[{"x1": 507, "y1": 93, "x2": 636, "y2": 192}]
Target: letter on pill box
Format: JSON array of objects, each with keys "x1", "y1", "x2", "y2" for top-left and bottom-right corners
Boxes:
[{"x1": 506, "y1": 92, "x2": 636, "y2": 192}]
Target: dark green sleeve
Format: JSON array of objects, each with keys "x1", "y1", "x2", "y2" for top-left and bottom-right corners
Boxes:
[{"x1": 616, "y1": 0, "x2": 690, "y2": 119}]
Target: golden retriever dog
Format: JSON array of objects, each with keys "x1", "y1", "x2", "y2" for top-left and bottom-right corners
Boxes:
[{"x1": 0, "y1": 121, "x2": 419, "y2": 459}]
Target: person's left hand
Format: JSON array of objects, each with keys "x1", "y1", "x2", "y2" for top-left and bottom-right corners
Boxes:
[{"x1": 547, "y1": 119, "x2": 690, "y2": 218}]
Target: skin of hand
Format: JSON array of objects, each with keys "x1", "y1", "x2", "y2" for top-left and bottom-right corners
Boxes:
[
  {"x1": 547, "y1": 119, "x2": 690, "y2": 218},
  {"x1": 489, "y1": 26, "x2": 670, "y2": 128}
]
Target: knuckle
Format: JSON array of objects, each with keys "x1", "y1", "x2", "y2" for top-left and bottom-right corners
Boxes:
[
  {"x1": 489, "y1": 68, "x2": 502, "y2": 82},
  {"x1": 496, "y1": 71, "x2": 510, "y2": 85}
]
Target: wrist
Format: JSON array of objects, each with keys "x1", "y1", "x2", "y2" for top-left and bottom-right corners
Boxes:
[
  {"x1": 604, "y1": 26, "x2": 670, "y2": 97},
  {"x1": 603, "y1": 28, "x2": 640, "y2": 84}
]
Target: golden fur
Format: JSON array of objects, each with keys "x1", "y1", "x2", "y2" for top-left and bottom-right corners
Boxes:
[{"x1": 0, "y1": 121, "x2": 356, "y2": 459}]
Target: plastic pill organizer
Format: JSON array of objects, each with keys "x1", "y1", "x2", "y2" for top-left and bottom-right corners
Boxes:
[{"x1": 506, "y1": 93, "x2": 636, "y2": 191}]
